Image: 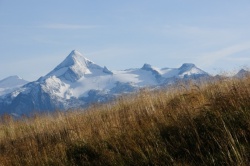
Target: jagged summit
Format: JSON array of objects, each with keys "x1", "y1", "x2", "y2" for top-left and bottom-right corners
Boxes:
[
  {"x1": 179, "y1": 63, "x2": 196, "y2": 70},
  {"x1": 178, "y1": 63, "x2": 208, "y2": 77},
  {"x1": 235, "y1": 69, "x2": 249, "y2": 78},
  {"x1": 141, "y1": 63, "x2": 160, "y2": 73},
  {"x1": 238, "y1": 69, "x2": 248, "y2": 74},
  {"x1": 141, "y1": 63, "x2": 152, "y2": 70},
  {"x1": 46, "y1": 50, "x2": 103, "y2": 82},
  {"x1": 55, "y1": 50, "x2": 93, "y2": 70}
]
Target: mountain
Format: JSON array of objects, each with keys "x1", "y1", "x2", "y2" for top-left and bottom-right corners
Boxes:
[
  {"x1": 0, "y1": 50, "x2": 209, "y2": 116},
  {"x1": 44, "y1": 50, "x2": 106, "y2": 82},
  {"x1": 235, "y1": 69, "x2": 250, "y2": 78},
  {"x1": 0, "y1": 75, "x2": 29, "y2": 96}
]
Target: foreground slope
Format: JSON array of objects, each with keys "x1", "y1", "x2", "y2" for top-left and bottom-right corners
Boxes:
[
  {"x1": 0, "y1": 50, "x2": 209, "y2": 115},
  {"x1": 0, "y1": 74, "x2": 249, "y2": 165}
]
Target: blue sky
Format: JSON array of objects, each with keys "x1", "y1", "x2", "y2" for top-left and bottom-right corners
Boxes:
[{"x1": 1, "y1": 0, "x2": 250, "y2": 81}]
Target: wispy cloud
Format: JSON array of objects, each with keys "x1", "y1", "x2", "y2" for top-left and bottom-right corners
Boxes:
[
  {"x1": 41, "y1": 24, "x2": 98, "y2": 30},
  {"x1": 0, "y1": 24, "x2": 98, "y2": 30},
  {"x1": 226, "y1": 57, "x2": 250, "y2": 62},
  {"x1": 161, "y1": 24, "x2": 244, "y2": 40},
  {"x1": 197, "y1": 42, "x2": 250, "y2": 67}
]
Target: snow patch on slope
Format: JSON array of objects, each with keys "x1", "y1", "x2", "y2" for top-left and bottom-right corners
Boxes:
[{"x1": 42, "y1": 76, "x2": 72, "y2": 99}]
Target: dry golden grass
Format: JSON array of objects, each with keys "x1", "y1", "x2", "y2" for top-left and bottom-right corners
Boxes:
[{"x1": 0, "y1": 75, "x2": 250, "y2": 165}]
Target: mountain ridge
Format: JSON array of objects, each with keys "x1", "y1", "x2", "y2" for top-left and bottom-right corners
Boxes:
[
  {"x1": 0, "y1": 75, "x2": 29, "y2": 97},
  {"x1": 0, "y1": 50, "x2": 221, "y2": 116}
]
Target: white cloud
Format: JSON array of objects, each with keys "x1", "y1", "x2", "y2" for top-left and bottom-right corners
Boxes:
[
  {"x1": 162, "y1": 25, "x2": 243, "y2": 40},
  {"x1": 197, "y1": 42, "x2": 250, "y2": 67}
]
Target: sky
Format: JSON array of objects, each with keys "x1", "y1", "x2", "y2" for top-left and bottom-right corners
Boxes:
[{"x1": 0, "y1": 0, "x2": 250, "y2": 81}]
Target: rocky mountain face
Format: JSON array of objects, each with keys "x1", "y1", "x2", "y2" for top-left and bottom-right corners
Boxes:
[{"x1": 0, "y1": 50, "x2": 210, "y2": 116}]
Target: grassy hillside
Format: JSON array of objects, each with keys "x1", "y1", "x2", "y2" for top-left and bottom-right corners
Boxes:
[{"x1": 0, "y1": 75, "x2": 250, "y2": 165}]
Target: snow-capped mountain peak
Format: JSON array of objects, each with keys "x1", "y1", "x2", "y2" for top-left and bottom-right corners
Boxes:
[
  {"x1": 0, "y1": 75, "x2": 28, "y2": 89},
  {"x1": 178, "y1": 63, "x2": 207, "y2": 77},
  {"x1": 0, "y1": 75, "x2": 29, "y2": 96},
  {"x1": 141, "y1": 63, "x2": 163, "y2": 82},
  {"x1": 141, "y1": 63, "x2": 152, "y2": 70},
  {"x1": 0, "y1": 50, "x2": 211, "y2": 116},
  {"x1": 179, "y1": 63, "x2": 196, "y2": 71},
  {"x1": 55, "y1": 50, "x2": 93, "y2": 70},
  {"x1": 141, "y1": 63, "x2": 161, "y2": 73},
  {"x1": 46, "y1": 50, "x2": 103, "y2": 82}
]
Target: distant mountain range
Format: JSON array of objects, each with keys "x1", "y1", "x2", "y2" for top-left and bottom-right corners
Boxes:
[
  {"x1": 0, "y1": 50, "x2": 248, "y2": 116},
  {"x1": 0, "y1": 76, "x2": 28, "y2": 96}
]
